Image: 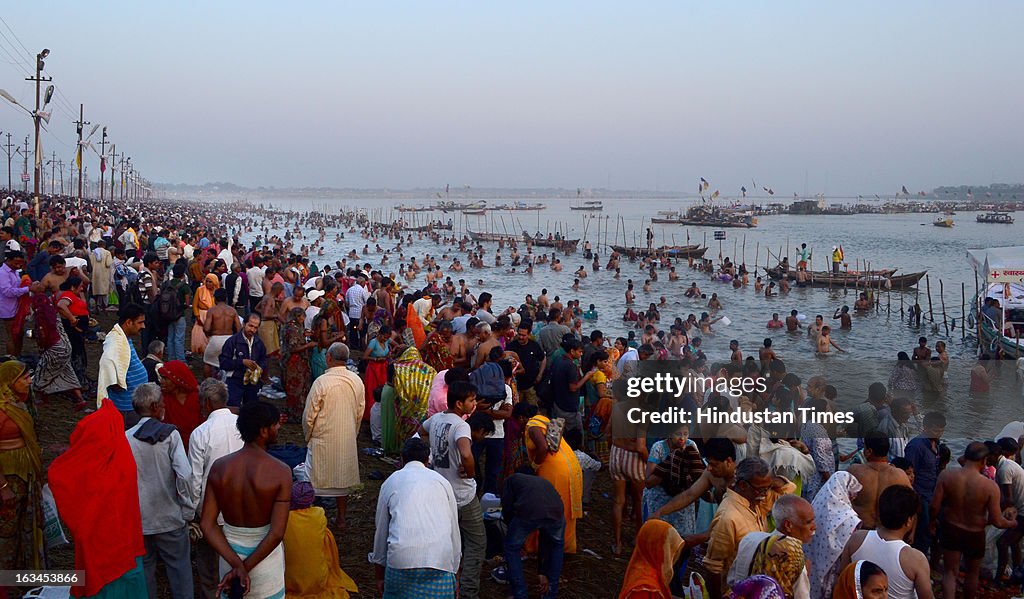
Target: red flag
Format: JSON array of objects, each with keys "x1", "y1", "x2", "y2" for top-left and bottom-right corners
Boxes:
[{"x1": 100, "y1": 157, "x2": 106, "y2": 173}]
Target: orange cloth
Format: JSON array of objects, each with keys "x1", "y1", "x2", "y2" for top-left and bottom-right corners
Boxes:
[
  {"x1": 48, "y1": 400, "x2": 145, "y2": 597},
  {"x1": 831, "y1": 561, "x2": 861, "y2": 599},
  {"x1": 618, "y1": 519, "x2": 685, "y2": 599},
  {"x1": 525, "y1": 414, "x2": 583, "y2": 553},
  {"x1": 407, "y1": 302, "x2": 426, "y2": 348}
]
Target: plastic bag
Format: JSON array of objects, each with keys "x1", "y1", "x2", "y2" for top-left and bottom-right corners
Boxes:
[{"x1": 41, "y1": 484, "x2": 68, "y2": 548}]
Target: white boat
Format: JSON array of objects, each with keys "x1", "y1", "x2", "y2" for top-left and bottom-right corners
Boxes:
[
  {"x1": 570, "y1": 200, "x2": 603, "y2": 211},
  {"x1": 968, "y1": 246, "x2": 1024, "y2": 357}
]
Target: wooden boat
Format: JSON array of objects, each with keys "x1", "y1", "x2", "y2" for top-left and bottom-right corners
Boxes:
[
  {"x1": 763, "y1": 267, "x2": 925, "y2": 289},
  {"x1": 396, "y1": 205, "x2": 433, "y2": 212},
  {"x1": 977, "y1": 212, "x2": 1015, "y2": 224},
  {"x1": 610, "y1": 244, "x2": 708, "y2": 259},
  {"x1": 493, "y1": 202, "x2": 546, "y2": 211},
  {"x1": 765, "y1": 266, "x2": 897, "y2": 282},
  {"x1": 467, "y1": 229, "x2": 516, "y2": 242},
  {"x1": 407, "y1": 222, "x2": 453, "y2": 232},
  {"x1": 932, "y1": 215, "x2": 954, "y2": 228},
  {"x1": 462, "y1": 209, "x2": 487, "y2": 216},
  {"x1": 570, "y1": 200, "x2": 603, "y2": 211},
  {"x1": 651, "y1": 216, "x2": 757, "y2": 228},
  {"x1": 524, "y1": 234, "x2": 579, "y2": 250},
  {"x1": 435, "y1": 200, "x2": 487, "y2": 212}
]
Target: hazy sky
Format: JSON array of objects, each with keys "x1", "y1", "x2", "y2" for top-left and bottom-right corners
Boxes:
[{"x1": 1, "y1": 2, "x2": 1021, "y2": 195}]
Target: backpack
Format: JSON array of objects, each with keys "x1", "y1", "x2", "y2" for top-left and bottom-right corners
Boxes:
[
  {"x1": 157, "y1": 280, "x2": 185, "y2": 322},
  {"x1": 469, "y1": 362, "x2": 507, "y2": 402}
]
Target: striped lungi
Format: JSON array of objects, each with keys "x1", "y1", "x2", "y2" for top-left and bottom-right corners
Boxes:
[
  {"x1": 609, "y1": 445, "x2": 646, "y2": 482},
  {"x1": 383, "y1": 567, "x2": 455, "y2": 599}
]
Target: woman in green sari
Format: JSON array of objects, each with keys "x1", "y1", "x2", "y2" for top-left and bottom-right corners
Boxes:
[{"x1": 392, "y1": 348, "x2": 436, "y2": 443}]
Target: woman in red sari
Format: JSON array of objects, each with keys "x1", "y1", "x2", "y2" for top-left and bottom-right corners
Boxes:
[
  {"x1": 280, "y1": 308, "x2": 315, "y2": 421},
  {"x1": 156, "y1": 360, "x2": 202, "y2": 451}
]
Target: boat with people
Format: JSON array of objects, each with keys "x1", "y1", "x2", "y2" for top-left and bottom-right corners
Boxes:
[
  {"x1": 609, "y1": 244, "x2": 708, "y2": 259},
  {"x1": 466, "y1": 229, "x2": 515, "y2": 242},
  {"x1": 977, "y1": 211, "x2": 1015, "y2": 224},
  {"x1": 492, "y1": 201, "x2": 546, "y2": 211},
  {"x1": 969, "y1": 245, "x2": 1024, "y2": 357},
  {"x1": 933, "y1": 214, "x2": 954, "y2": 227},
  {"x1": 434, "y1": 200, "x2": 488, "y2": 212},
  {"x1": 524, "y1": 233, "x2": 580, "y2": 251},
  {"x1": 406, "y1": 221, "x2": 453, "y2": 232},
  {"x1": 396, "y1": 204, "x2": 433, "y2": 212},
  {"x1": 570, "y1": 200, "x2": 603, "y2": 211},
  {"x1": 650, "y1": 205, "x2": 757, "y2": 228},
  {"x1": 763, "y1": 265, "x2": 925, "y2": 289}
]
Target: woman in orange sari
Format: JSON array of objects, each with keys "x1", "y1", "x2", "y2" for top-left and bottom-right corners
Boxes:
[
  {"x1": 191, "y1": 273, "x2": 219, "y2": 355},
  {"x1": 618, "y1": 519, "x2": 686, "y2": 599},
  {"x1": 525, "y1": 413, "x2": 584, "y2": 553},
  {"x1": 156, "y1": 360, "x2": 202, "y2": 452}
]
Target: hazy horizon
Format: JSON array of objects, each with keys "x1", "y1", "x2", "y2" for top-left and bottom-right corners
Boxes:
[{"x1": 1, "y1": 2, "x2": 1021, "y2": 195}]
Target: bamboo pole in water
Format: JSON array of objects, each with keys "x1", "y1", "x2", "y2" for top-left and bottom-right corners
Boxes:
[
  {"x1": 755, "y1": 242, "x2": 759, "y2": 272},
  {"x1": 940, "y1": 279, "x2": 949, "y2": 335},
  {"x1": 925, "y1": 275, "x2": 935, "y2": 323},
  {"x1": 975, "y1": 271, "x2": 981, "y2": 355},
  {"x1": 961, "y1": 282, "x2": 966, "y2": 339}
]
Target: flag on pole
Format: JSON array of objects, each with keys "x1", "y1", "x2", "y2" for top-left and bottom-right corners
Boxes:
[
  {"x1": 711, "y1": 190, "x2": 719, "y2": 199},
  {"x1": 901, "y1": 185, "x2": 910, "y2": 196},
  {"x1": 741, "y1": 186, "x2": 747, "y2": 197},
  {"x1": 100, "y1": 156, "x2": 106, "y2": 173},
  {"x1": 700, "y1": 177, "x2": 709, "y2": 191},
  {"x1": 75, "y1": 146, "x2": 81, "y2": 170}
]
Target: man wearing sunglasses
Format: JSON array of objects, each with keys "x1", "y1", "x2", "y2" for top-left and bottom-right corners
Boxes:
[{"x1": 703, "y1": 457, "x2": 797, "y2": 594}]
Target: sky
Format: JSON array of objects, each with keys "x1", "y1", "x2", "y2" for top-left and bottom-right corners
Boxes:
[{"x1": 0, "y1": 1, "x2": 1021, "y2": 195}]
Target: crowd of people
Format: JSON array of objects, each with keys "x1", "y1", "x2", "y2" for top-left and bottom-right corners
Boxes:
[{"x1": 0, "y1": 189, "x2": 1022, "y2": 599}]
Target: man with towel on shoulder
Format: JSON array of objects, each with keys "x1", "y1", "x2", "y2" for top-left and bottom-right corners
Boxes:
[
  {"x1": 201, "y1": 401, "x2": 291, "y2": 599},
  {"x1": 98, "y1": 303, "x2": 150, "y2": 427}
]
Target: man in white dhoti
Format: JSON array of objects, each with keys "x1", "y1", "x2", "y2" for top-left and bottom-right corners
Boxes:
[{"x1": 200, "y1": 401, "x2": 291, "y2": 598}]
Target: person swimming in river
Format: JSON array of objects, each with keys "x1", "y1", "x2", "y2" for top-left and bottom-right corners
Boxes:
[
  {"x1": 833, "y1": 305, "x2": 852, "y2": 329},
  {"x1": 684, "y1": 282, "x2": 701, "y2": 298},
  {"x1": 817, "y1": 325, "x2": 845, "y2": 354}
]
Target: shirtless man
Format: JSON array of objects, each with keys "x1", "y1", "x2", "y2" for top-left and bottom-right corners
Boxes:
[
  {"x1": 854, "y1": 292, "x2": 871, "y2": 312},
  {"x1": 848, "y1": 436, "x2": 912, "y2": 528},
  {"x1": 471, "y1": 322, "x2": 500, "y2": 370},
  {"x1": 758, "y1": 338, "x2": 778, "y2": 373},
  {"x1": 807, "y1": 314, "x2": 824, "y2": 339},
  {"x1": 41, "y1": 255, "x2": 90, "y2": 295},
  {"x1": 684, "y1": 282, "x2": 701, "y2": 298},
  {"x1": 911, "y1": 337, "x2": 931, "y2": 361},
  {"x1": 784, "y1": 309, "x2": 801, "y2": 332},
  {"x1": 278, "y1": 284, "x2": 309, "y2": 321},
  {"x1": 817, "y1": 325, "x2": 844, "y2": 354},
  {"x1": 729, "y1": 339, "x2": 742, "y2": 363},
  {"x1": 201, "y1": 401, "x2": 291, "y2": 597},
  {"x1": 204, "y1": 288, "x2": 242, "y2": 377},
  {"x1": 931, "y1": 442, "x2": 1016, "y2": 599},
  {"x1": 833, "y1": 305, "x2": 852, "y2": 329},
  {"x1": 449, "y1": 316, "x2": 478, "y2": 369}
]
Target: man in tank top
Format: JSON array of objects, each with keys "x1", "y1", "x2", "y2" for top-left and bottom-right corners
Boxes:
[{"x1": 839, "y1": 485, "x2": 934, "y2": 599}]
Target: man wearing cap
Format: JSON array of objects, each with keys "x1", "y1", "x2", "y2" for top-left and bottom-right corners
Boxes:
[{"x1": 305, "y1": 289, "x2": 325, "y2": 330}]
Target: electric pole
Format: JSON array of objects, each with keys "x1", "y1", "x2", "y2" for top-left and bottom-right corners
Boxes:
[
  {"x1": 74, "y1": 104, "x2": 89, "y2": 201},
  {"x1": 99, "y1": 127, "x2": 107, "y2": 201},
  {"x1": 50, "y1": 151, "x2": 55, "y2": 195},
  {"x1": 58, "y1": 160, "x2": 64, "y2": 195},
  {"x1": 83, "y1": 166, "x2": 89, "y2": 199},
  {"x1": 3, "y1": 133, "x2": 14, "y2": 191},
  {"x1": 109, "y1": 145, "x2": 117, "y2": 201},
  {"x1": 22, "y1": 137, "x2": 29, "y2": 192},
  {"x1": 26, "y1": 49, "x2": 51, "y2": 204}
]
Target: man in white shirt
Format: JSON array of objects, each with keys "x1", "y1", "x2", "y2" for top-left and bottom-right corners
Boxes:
[
  {"x1": 186, "y1": 379, "x2": 243, "y2": 599},
  {"x1": 246, "y1": 256, "x2": 266, "y2": 313},
  {"x1": 996, "y1": 437, "x2": 1024, "y2": 580},
  {"x1": 216, "y1": 237, "x2": 233, "y2": 269},
  {"x1": 125, "y1": 383, "x2": 195, "y2": 599},
  {"x1": 419, "y1": 381, "x2": 492, "y2": 599},
  {"x1": 370, "y1": 438, "x2": 461, "y2": 597},
  {"x1": 344, "y1": 274, "x2": 370, "y2": 348}
]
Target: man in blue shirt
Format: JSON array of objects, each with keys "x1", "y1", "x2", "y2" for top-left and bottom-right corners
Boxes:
[
  {"x1": 99, "y1": 303, "x2": 150, "y2": 428},
  {"x1": 905, "y1": 411, "x2": 946, "y2": 551}
]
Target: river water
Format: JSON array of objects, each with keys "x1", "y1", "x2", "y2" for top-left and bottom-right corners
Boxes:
[{"x1": 237, "y1": 196, "x2": 1024, "y2": 440}]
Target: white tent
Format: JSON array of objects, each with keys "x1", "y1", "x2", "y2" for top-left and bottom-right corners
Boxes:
[{"x1": 967, "y1": 246, "x2": 1024, "y2": 283}]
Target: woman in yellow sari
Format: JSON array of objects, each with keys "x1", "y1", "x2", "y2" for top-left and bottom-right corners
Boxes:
[
  {"x1": 283, "y1": 481, "x2": 358, "y2": 598},
  {"x1": 525, "y1": 413, "x2": 584, "y2": 553},
  {"x1": 0, "y1": 360, "x2": 45, "y2": 572},
  {"x1": 191, "y1": 273, "x2": 219, "y2": 355},
  {"x1": 392, "y1": 347, "x2": 436, "y2": 443}
]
